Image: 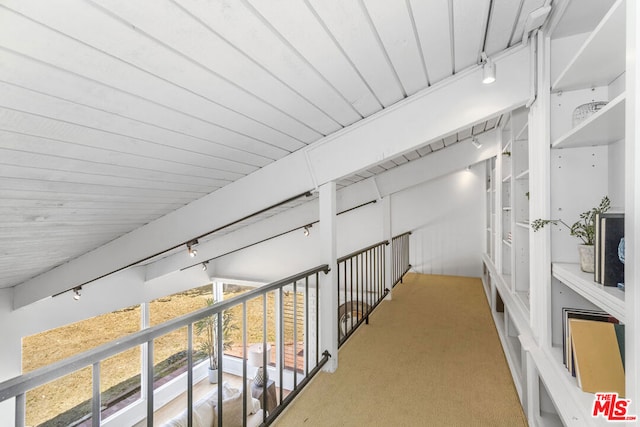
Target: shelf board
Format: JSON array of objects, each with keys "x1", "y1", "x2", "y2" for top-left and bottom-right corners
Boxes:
[
  {"x1": 502, "y1": 207, "x2": 512, "y2": 211},
  {"x1": 502, "y1": 175, "x2": 512, "y2": 183},
  {"x1": 552, "y1": 93, "x2": 625, "y2": 149},
  {"x1": 527, "y1": 342, "x2": 614, "y2": 426},
  {"x1": 547, "y1": 346, "x2": 606, "y2": 426},
  {"x1": 515, "y1": 170, "x2": 529, "y2": 180},
  {"x1": 516, "y1": 222, "x2": 530, "y2": 229},
  {"x1": 515, "y1": 291, "x2": 530, "y2": 315},
  {"x1": 502, "y1": 140, "x2": 513, "y2": 152},
  {"x1": 551, "y1": 0, "x2": 625, "y2": 92},
  {"x1": 552, "y1": 262, "x2": 625, "y2": 323}
]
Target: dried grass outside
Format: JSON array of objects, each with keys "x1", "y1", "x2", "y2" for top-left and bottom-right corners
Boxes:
[{"x1": 22, "y1": 285, "x2": 307, "y2": 426}]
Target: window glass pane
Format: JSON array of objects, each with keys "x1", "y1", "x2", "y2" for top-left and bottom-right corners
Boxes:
[{"x1": 22, "y1": 304, "x2": 140, "y2": 425}]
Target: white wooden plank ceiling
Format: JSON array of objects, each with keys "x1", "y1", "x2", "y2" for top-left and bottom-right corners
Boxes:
[{"x1": 0, "y1": 0, "x2": 546, "y2": 289}]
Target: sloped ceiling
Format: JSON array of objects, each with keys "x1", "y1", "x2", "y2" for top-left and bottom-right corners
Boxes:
[{"x1": 0, "y1": 0, "x2": 547, "y2": 289}]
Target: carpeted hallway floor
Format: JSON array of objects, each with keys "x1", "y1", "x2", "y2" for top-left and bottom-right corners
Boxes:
[{"x1": 274, "y1": 273, "x2": 528, "y2": 426}]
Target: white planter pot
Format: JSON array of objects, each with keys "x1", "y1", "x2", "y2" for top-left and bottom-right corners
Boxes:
[
  {"x1": 208, "y1": 368, "x2": 218, "y2": 384},
  {"x1": 578, "y1": 244, "x2": 595, "y2": 273},
  {"x1": 248, "y1": 343, "x2": 272, "y2": 367}
]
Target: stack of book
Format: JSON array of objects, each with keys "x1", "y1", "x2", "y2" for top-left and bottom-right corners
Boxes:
[
  {"x1": 562, "y1": 308, "x2": 625, "y2": 396},
  {"x1": 594, "y1": 213, "x2": 625, "y2": 290}
]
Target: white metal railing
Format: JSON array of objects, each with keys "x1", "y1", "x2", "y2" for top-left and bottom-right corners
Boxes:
[
  {"x1": 391, "y1": 232, "x2": 411, "y2": 287},
  {"x1": 337, "y1": 240, "x2": 388, "y2": 347},
  {"x1": 0, "y1": 265, "x2": 330, "y2": 427}
]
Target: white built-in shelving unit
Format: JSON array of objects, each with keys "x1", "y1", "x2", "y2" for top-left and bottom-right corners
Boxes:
[
  {"x1": 483, "y1": 104, "x2": 531, "y2": 411},
  {"x1": 482, "y1": 1, "x2": 635, "y2": 425}
]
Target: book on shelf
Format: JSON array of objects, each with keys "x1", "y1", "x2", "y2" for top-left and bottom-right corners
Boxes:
[
  {"x1": 614, "y1": 324, "x2": 625, "y2": 369},
  {"x1": 594, "y1": 212, "x2": 602, "y2": 283},
  {"x1": 562, "y1": 308, "x2": 619, "y2": 375},
  {"x1": 569, "y1": 319, "x2": 625, "y2": 397},
  {"x1": 599, "y1": 213, "x2": 625, "y2": 288}
]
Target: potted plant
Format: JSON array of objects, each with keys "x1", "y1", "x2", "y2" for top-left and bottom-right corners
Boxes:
[
  {"x1": 195, "y1": 297, "x2": 238, "y2": 383},
  {"x1": 532, "y1": 196, "x2": 610, "y2": 273}
]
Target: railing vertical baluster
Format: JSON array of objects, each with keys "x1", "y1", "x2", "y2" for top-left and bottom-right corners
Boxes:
[
  {"x1": 187, "y1": 323, "x2": 193, "y2": 427},
  {"x1": 217, "y1": 311, "x2": 223, "y2": 427},
  {"x1": 15, "y1": 393, "x2": 25, "y2": 427},
  {"x1": 293, "y1": 280, "x2": 298, "y2": 390},
  {"x1": 371, "y1": 249, "x2": 374, "y2": 312},
  {"x1": 262, "y1": 295, "x2": 267, "y2": 423},
  {"x1": 376, "y1": 246, "x2": 380, "y2": 298},
  {"x1": 242, "y1": 301, "x2": 247, "y2": 427},
  {"x1": 380, "y1": 246, "x2": 384, "y2": 294},
  {"x1": 362, "y1": 252, "x2": 365, "y2": 314},
  {"x1": 366, "y1": 250, "x2": 370, "y2": 315},
  {"x1": 391, "y1": 239, "x2": 394, "y2": 284},
  {"x1": 356, "y1": 254, "x2": 360, "y2": 321},
  {"x1": 376, "y1": 247, "x2": 379, "y2": 300},
  {"x1": 344, "y1": 258, "x2": 358, "y2": 335},
  {"x1": 362, "y1": 251, "x2": 366, "y2": 322},
  {"x1": 396, "y1": 240, "x2": 402, "y2": 283},
  {"x1": 147, "y1": 340, "x2": 154, "y2": 426},
  {"x1": 305, "y1": 276, "x2": 309, "y2": 376},
  {"x1": 92, "y1": 362, "x2": 100, "y2": 427},
  {"x1": 279, "y1": 287, "x2": 284, "y2": 403},
  {"x1": 383, "y1": 244, "x2": 387, "y2": 292},
  {"x1": 372, "y1": 247, "x2": 376, "y2": 300},
  {"x1": 397, "y1": 238, "x2": 400, "y2": 283},
  {"x1": 369, "y1": 247, "x2": 372, "y2": 302},
  {"x1": 349, "y1": 257, "x2": 353, "y2": 332},
  {"x1": 315, "y1": 272, "x2": 319, "y2": 366},
  {"x1": 400, "y1": 235, "x2": 403, "y2": 282},
  {"x1": 372, "y1": 247, "x2": 376, "y2": 301},
  {"x1": 337, "y1": 261, "x2": 341, "y2": 344}
]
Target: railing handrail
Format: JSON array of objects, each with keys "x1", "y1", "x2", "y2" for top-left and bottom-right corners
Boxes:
[
  {"x1": 0, "y1": 264, "x2": 329, "y2": 402},
  {"x1": 392, "y1": 231, "x2": 412, "y2": 240},
  {"x1": 337, "y1": 240, "x2": 388, "y2": 263}
]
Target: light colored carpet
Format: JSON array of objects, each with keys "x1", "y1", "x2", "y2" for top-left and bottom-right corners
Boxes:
[{"x1": 274, "y1": 273, "x2": 527, "y2": 427}]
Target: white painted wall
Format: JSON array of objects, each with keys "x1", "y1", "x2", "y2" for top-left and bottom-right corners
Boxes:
[
  {"x1": 213, "y1": 166, "x2": 484, "y2": 281},
  {"x1": 393, "y1": 166, "x2": 486, "y2": 277}
]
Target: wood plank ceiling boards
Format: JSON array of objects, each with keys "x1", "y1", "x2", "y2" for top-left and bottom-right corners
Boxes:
[{"x1": 0, "y1": 0, "x2": 545, "y2": 304}]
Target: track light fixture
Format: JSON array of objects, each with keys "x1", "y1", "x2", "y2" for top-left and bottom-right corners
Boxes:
[
  {"x1": 72, "y1": 286, "x2": 82, "y2": 301},
  {"x1": 202, "y1": 261, "x2": 208, "y2": 271},
  {"x1": 471, "y1": 136, "x2": 482, "y2": 149},
  {"x1": 481, "y1": 52, "x2": 495, "y2": 85},
  {"x1": 303, "y1": 225, "x2": 312, "y2": 236},
  {"x1": 187, "y1": 239, "x2": 198, "y2": 258}
]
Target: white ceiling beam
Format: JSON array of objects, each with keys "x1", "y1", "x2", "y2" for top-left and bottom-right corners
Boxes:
[
  {"x1": 12, "y1": 46, "x2": 529, "y2": 309},
  {"x1": 306, "y1": 45, "x2": 530, "y2": 185}
]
